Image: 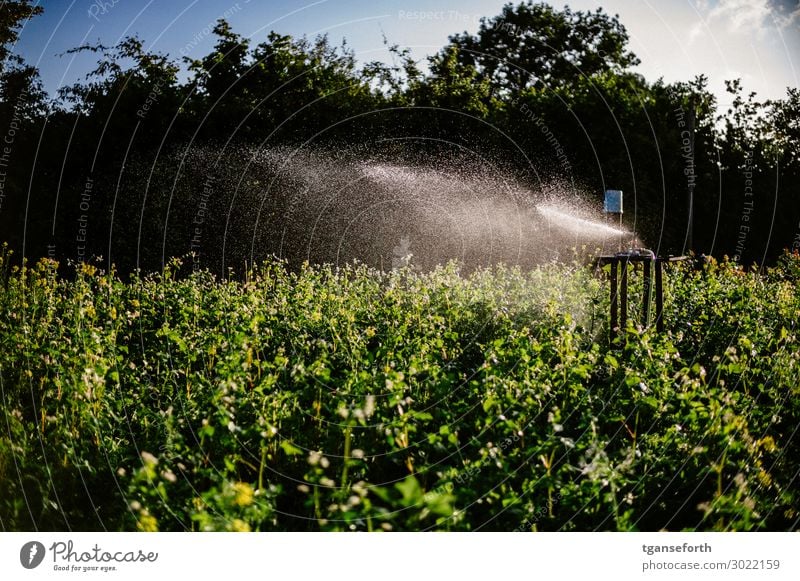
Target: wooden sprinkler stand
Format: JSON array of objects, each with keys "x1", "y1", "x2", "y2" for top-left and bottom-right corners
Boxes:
[{"x1": 595, "y1": 250, "x2": 688, "y2": 343}]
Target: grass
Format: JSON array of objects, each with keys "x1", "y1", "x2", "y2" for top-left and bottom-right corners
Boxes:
[{"x1": 1, "y1": 244, "x2": 799, "y2": 531}]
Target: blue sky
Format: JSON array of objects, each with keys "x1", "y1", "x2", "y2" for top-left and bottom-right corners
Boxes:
[{"x1": 11, "y1": 0, "x2": 800, "y2": 108}]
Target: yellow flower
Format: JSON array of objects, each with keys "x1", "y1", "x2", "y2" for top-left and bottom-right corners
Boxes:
[
  {"x1": 230, "y1": 518, "x2": 250, "y2": 532},
  {"x1": 136, "y1": 511, "x2": 158, "y2": 532},
  {"x1": 232, "y1": 482, "x2": 254, "y2": 507}
]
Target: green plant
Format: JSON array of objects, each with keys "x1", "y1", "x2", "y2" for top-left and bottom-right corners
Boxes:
[{"x1": 0, "y1": 255, "x2": 797, "y2": 531}]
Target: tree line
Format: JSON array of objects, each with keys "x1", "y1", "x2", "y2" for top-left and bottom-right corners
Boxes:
[{"x1": 1, "y1": 1, "x2": 798, "y2": 274}]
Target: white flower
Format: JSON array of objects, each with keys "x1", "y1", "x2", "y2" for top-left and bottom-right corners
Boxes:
[
  {"x1": 81, "y1": 367, "x2": 104, "y2": 399},
  {"x1": 140, "y1": 451, "x2": 158, "y2": 466},
  {"x1": 364, "y1": 395, "x2": 376, "y2": 417}
]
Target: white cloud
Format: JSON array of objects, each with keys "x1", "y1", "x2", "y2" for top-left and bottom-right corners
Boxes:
[
  {"x1": 709, "y1": 0, "x2": 771, "y2": 33},
  {"x1": 693, "y1": 0, "x2": 799, "y2": 35},
  {"x1": 687, "y1": 20, "x2": 704, "y2": 42},
  {"x1": 775, "y1": 1, "x2": 800, "y2": 28}
]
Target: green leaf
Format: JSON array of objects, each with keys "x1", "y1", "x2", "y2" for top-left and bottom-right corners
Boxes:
[
  {"x1": 395, "y1": 475, "x2": 423, "y2": 506},
  {"x1": 279, "y1": 440, "x2": 303, "y2": 456}
]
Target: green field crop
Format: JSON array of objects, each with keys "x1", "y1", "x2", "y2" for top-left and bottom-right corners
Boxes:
[{"x1": 1, "y1": 245, "x2": 799, "y2": 531}]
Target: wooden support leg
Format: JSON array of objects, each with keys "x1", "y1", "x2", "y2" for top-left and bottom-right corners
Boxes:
[
  {"x1": 620, "y1": 259, "x2": 628, "y2": 331},
  {"x1": 642, "y1": 258, "x2": 652, "y2": 327},
  {"x1": 655, "y1": 260, "x2": 664, "y2": 333},
  {"x1": 610, "y1": 259, "x2": 618, "y2": 343}
]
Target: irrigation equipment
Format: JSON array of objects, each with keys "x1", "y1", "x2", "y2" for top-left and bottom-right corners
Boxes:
[
  {"x1": 596, "y1": 251, "x2": 688, "y2": 343},
  {"x1": 603, "y1": 189, "x2": 623, "y2": 249},
  {"x1": 596, "y1": 190, "x2": 687, "y2": 342}
]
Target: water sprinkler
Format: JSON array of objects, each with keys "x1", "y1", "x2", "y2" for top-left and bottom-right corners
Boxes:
[
  {"x1": 603, "y1": 189, "x2": 623, "y2": 234},
  {"x1": 603, "y1": 189, "x2": 629, "y2": 252},
  {"x1": 596, "y1": 189, "x2": 689, "y2": 342},
  {"x1": 603, "y1": 189, "x2": 623, "y2": 215}
]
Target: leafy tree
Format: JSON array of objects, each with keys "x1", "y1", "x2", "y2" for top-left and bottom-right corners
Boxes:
[
  {"x1": 0, "y1": 1, "x2": 48, "y2": 257},
  {"x1": 185, "y1": 19, "x2": 251, "y2": 128},
  {"x1": 763, "y1": 87, "x2": 800, "y2": 163},
  {"x1": 0, "y1": 0, "x2": 42, "y2": 68},
  {"x1": 59, "y1": 37, "x2": 181, "y2": 129},
  {"x1": 715, "y1": 81, "x2": 800, "y2": 262},
  {"x1": 447, "y1": 1, "x2": 639, "y2": 95},
  {"x1": 407, "y1": 46, "x2": 496, "y2": 117},
  {"x1": 185, "y1": 23, "x2": 379, "y2": 141},
  {"x1": 0, "y1": 2, "x2": 798, "y2": 269},
  {"x1": 0, "y1": 0, "x2": 47, "y2": 118},
  {"x1": 244, "y1": 31, "x2": 378, "y2": 141},
  {"x1": 361, "y1": 41, "x2": 423, "y2": 106}
]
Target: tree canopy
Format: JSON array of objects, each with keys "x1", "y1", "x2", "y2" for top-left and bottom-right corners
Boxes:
[
  {"x1": 447, "y1": 2, "x2": 639, "y2": 94},
  {"x1": 0, "y1": 2, "x2": 798, "y2": 273}
]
